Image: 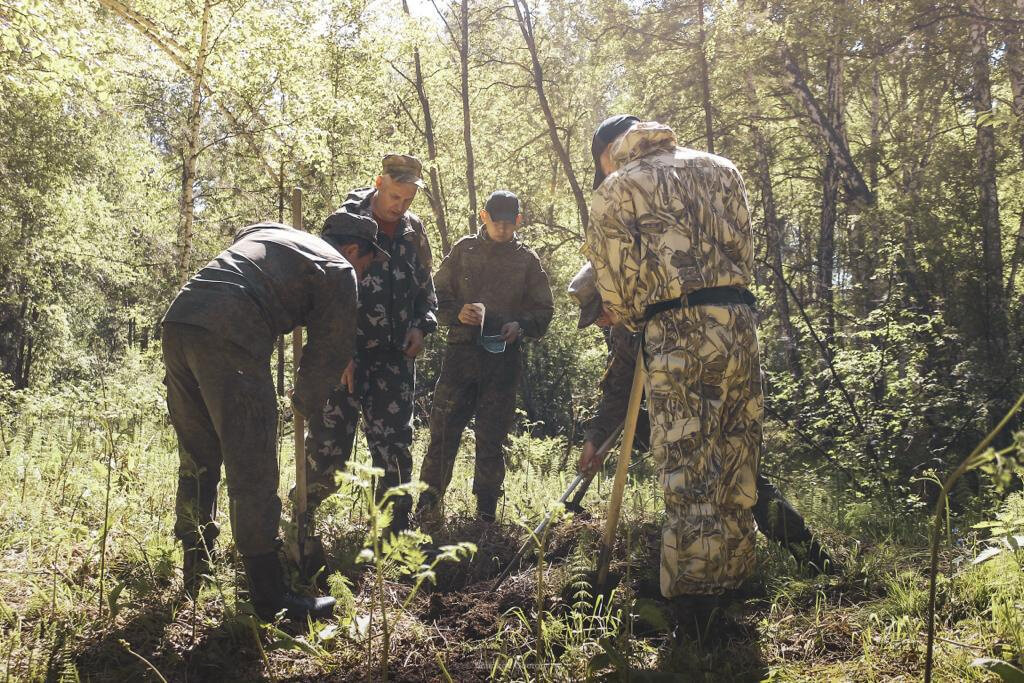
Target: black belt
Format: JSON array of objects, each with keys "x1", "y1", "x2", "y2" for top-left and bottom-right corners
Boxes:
[{"x1": 643, "y1": 287, "x2": 755, "y2": 321}]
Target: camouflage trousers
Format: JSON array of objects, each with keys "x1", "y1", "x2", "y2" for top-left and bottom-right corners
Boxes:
[
  {"x1": 420, "y1": 344, "x2": 521, "y2": 500},
  {"x1": 305, "y1": 349, "x2": 415, "y2": 514},
  {"x1": 162, "y1": 322, "x2": 282, "y2": 558},
  {"x1": 645, "y1": 304, "x2": 763, "y2": 597}
]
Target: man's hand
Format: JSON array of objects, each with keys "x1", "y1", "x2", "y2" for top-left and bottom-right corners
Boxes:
[
  {"x1": 595, "y1": 306, "x2": 613, "y2": 329},
  {"x1": 403, "y1": 327, "x2": 425, "y2": 358},
  {"x1": 341, "y1": 360, "x2": 355, "y2": 393},
  {"x1": 458, "y1": 303, "x2": 484, "y2": 326},
  {"x1": 500, "y1": 321, "x2": 521, "y2": 343},
  {"x1": 578, "y1": 439, "x2": 602, "y2": 475}
]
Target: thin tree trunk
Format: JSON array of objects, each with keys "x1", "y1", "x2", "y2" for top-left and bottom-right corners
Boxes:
[
  {"x1": 744, "y1": 75, "x2": 801, "y2": 379},
  {"x1": 763, "y1": 150, "x2": 801, "y2": 380},
  {"x1": 401, "y1": 0, "x2": 451, "y2": 254},
  {"x1": 780, "y1": 47, "x2": 872, "y2": 208},
  {"x1": 869, "y1": 66, "x2": 881, "y2": 190},
  {"x1": 695, "y1": 0, "x2": 714, "y2": 154},
  {"x1": 968, "y1": 0, "x2": 1007, "y2": 364},
  {"x1": 1003, "y1": 0, "x2": 1024, "y2": 297},
  {"x1": 459, "y1": 0, "x2": 477, "y2": 233},
  {"x1": 818, "y1": 47, "x2": 843, "y2": 350},
  {"x1": 13, "y1": 299, "x2": 29, "y2": 389},
  {"x1": 511, "y1": 0, "x2": 589, "y2": 231},
  {"x1": 176, "y1": 0, "x2": 212, "y2": 285}
]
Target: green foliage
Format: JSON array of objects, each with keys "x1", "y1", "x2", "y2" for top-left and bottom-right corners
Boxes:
[
  {"x1": 4, "y1": 0, "x2": 1024, "y2": 679},
  {"x1": 971, "y1": 658, "x2": 1024, "y2": 683}
]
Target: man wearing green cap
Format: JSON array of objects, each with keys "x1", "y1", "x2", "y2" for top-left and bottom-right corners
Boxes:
[
  {"x1": 161, "y1": 215, "x2": 385, "y2": 621},
  {"x1": 583, "y1": 115, "x2": 764, "y2": 608},
  {"x1": 568, "y1": 262, "x2": 837, "y2": 576},
  {"x1": 416, "y1": 190, "x2": 554, "y2": 523},
  {"x1": 306, "y1": 154, "x2": 437, "y2": 535}
]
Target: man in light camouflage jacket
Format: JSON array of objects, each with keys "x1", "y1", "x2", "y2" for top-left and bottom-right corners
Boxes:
[
  {"x1": 570, "y1": 263, "x2": 836, "y2": 578},
  {"x1": 583, "y1": 116, "x2": 763, "y2": 603}
]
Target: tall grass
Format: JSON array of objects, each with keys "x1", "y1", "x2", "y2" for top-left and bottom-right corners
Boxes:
[{"x1": 1, "y1": 351, "x2": 1022, "y2": 680}]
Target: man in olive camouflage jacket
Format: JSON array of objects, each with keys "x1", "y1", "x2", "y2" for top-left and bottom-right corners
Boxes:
[
  {"x1": 306, "y1": 154, "x2": 438, "y2": 535},
  {"x1": 162, "y1": 216, "x2": 385, "y2": 621},
  {"x1": 583, "y1": 116, "x2": 763, "y2": 600},
  {"x1": 417, "y1": 190, "x2": 554, "y2": 523}
]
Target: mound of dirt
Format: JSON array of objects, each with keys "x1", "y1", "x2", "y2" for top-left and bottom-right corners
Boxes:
[{"x1": 421, "y1": 577, "x2": 535, "y2": 641}]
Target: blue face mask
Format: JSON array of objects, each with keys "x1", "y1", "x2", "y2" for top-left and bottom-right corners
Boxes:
[{"x1": 479, "y1": 334, "x2": 507, "y2": 354}]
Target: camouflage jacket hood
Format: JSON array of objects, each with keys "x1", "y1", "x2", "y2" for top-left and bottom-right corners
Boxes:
[
  {"x1": 433, "y1": 228, "x2": 554, "y2": 346},
  {"x1": 327, "y1": 187, "x2": 437, "y2": 354},
  {"x1": 607, "y1": 121, "x2": 678, "y2": 171},
  {"x1": 583, "y1": 121, "x2": 755, "y2": 330}
]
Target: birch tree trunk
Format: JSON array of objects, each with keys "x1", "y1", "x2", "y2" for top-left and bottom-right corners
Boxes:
[
  {"x1": 176, "y1": 0, "x2": 211, "y2": 285},
  {"x1": 95, "y1": 0, "x2": 277, "y2": 181},
  {"x1": 512, "y1": 0, "x2": 589, "y2": 231},
  {"x1": 402, "y1": 0, "x2": 452, "y2": 253},
  {"x1": 459, "y1": 0, "x2": 477, "y2": 232},
  {"x1": 780, "y1": 47, "x2": 872, "y2": 208},
  {"x1": 696, "y1": 0, "x2": 715, "y2": 154}
]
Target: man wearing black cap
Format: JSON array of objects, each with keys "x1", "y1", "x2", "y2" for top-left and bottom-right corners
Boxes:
[
  {"x1": 305, "y1": 154, "x2": 438, "y2": 536},
  {"x1": 161, "y1": 215, "x2": 385, "y2": 621},
  {"x1": 416, "y1": 190, "x2": 554, "y2": 523},
  {"x1": 569, "y1": 263, "x2": 837, "y2": 576},
  {"x1": 583, "y1": 116, "x2": 765, "y2": 611}
]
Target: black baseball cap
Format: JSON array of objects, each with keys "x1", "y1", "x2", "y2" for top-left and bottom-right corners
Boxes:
[
  {"x1": 484, "y1": 190, "x2": 520, "y2": 222},
  {"x1": 591, "y1": 114, "x2": 640, "y2": 189},
  {"x1": 322, "y1": 212, "x2": 390, "y2": 260}
]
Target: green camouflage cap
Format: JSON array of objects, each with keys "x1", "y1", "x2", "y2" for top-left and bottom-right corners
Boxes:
[
  {"x1": 381, "y1": 153, "x2": 426, "y2": 188},
  {"x1": 568, "y1": 262, "x2": 603, "y2": 329},
  {"x1": 322, "y1": 212, "x2": 390, "y2": 260}
]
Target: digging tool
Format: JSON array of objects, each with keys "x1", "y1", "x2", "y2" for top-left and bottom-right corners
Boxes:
[
  {"x1": 492, "y1": 426, "x2": 622, "y2": 589},
  {"x1": 596, "y1": 346, "x2": 646, "y2": 589},
  {"x1": 564, "y1": 423, "x2": 625, "y2": 515},
  {"x1": 566, "y1": 437, "x2": 653, "y2": 515},
  {"x1": 492, "y1": 473, "x2": 584, "y2": 590}
]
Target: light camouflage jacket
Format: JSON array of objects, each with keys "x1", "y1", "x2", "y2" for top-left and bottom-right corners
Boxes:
[{"x1": 582, "y1": 122, "x2": 754, "y2": 331}]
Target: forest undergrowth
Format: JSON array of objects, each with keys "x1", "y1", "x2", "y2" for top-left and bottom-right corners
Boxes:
[{"x1": 1, "y1": 351, "x2": 1022, "y2": 682}]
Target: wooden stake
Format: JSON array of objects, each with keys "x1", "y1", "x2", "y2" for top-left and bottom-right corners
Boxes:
[{"x1": 291, "y1": 187, "x2": 307, "y2": 561}]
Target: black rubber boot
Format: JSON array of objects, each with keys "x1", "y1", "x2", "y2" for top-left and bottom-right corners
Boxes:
[
  {"x1": 753, "y1": 475, "x2": 841, "y2": 575},
  {"x1": 300, "y1": 536, "x2": 330, "y2": 589},
  {"x1": 801, "y1": 538, "x2": 841, "y2": 576},
  {"x1": 182, "y1": 533, "x2": 216, "y2": 599},
  {"x1": 671, "y1": 594, "x2": 721, "y2": 644},
  {"x1": 476, "y1": 492, "x2": 499, "y2": 523},
  {"x1": 383, "y1": 495, "x2": 412, "y2": 539},
  {"x1": 242, "y1": 552, "x2": 336, "y2": 622},
  {"x1": 414, "y1": 491, "x2": 443, "y2": 535}
]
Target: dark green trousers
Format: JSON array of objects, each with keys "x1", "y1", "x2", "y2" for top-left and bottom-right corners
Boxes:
[
  {"x1": 163, "y1": 322, "x2": 281, "y2": 558},
  {"x1": 420, "y1": 344, "x2": 521, "y2": 499}
]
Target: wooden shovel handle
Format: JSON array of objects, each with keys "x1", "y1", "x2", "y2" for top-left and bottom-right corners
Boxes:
[{"x1": 597, "y1": 346, "x2": 646, "y2": 587}]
